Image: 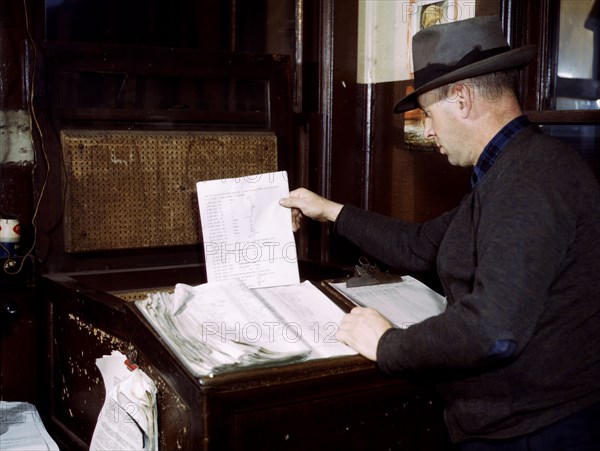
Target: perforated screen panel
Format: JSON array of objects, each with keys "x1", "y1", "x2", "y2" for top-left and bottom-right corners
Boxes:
[{"x1": 61, "y1": 130, "x2": 278, "y2": 253}]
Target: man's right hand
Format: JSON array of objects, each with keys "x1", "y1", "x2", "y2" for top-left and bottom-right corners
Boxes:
[{"x1": 279, "y1": 188, "x2": 343, "y2": 232}]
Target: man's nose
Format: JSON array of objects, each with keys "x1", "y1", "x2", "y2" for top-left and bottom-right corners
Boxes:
[{"x1": 423, "y1": 119, "x2": 435, "y2": 140}]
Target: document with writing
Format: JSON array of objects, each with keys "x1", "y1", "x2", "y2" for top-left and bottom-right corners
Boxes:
[
  {"x1": 196, "y1": 171, "x2": 299, "y2": 289},
  {"x1": 325, "y1": 276, "x2": 447, "y2": 328},
  {"x1": 0, "y1": 401, "x2": 59, "y2": 451},
  {"x1": 90, "y1": 351, "x2": 158, "y2": 451}
]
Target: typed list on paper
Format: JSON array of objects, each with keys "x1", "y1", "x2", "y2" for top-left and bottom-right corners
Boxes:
[{"x1": 196, "y1": 171, "x2": 300, "y2": 288}]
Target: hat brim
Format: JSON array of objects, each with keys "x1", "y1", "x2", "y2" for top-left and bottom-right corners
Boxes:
[{"x1": 393, "y1": 45, "x2": 537, "y2": 113}]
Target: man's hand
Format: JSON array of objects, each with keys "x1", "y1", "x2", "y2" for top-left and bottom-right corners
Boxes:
[
  {"x1": 279, "y1": 188, "x2": 343, "y2": 232},
  {"x1": 336, "y1": 307, "x2": 393, "y2": 361}
]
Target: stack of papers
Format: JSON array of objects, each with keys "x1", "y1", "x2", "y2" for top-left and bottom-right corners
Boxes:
[
  {"x1": 136, "y1": 170, "x2": 356, "y2": 377},
  {"x1": 136, "y1": 279, "x2": 356, "y2": 377},
  {"x1": 0, "y1": 401, "x2": 59, "y2": 451},
  {"x1": 137, "y1": 169, "x2": 446, "y2": 378}
]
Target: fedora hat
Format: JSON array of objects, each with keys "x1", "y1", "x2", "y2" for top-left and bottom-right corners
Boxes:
[{"x1": 393, "y1": 15, "x2": 537, "y2": 113}]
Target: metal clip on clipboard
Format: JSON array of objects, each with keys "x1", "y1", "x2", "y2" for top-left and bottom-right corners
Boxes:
[{"x1": 346, "y1": 256, "x2": 404, "y2": 288}]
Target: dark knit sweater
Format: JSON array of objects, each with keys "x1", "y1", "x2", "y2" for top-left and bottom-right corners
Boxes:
[{"x1": 334, "y1": 126, "x2": 600, "y2": 443}]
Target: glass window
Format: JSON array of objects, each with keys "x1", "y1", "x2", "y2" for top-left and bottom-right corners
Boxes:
[{"x1": 555, "y1": 0, "x2": 600, "y2": 110}]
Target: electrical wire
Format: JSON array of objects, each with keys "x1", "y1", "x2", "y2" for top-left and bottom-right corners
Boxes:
[{"x1": 3, "y1": 0, "x2": 50, "y2": 275}]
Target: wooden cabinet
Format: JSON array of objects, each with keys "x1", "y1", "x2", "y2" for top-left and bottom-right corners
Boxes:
[
  {"x1": 40, "y1": 264, "x2": 454, "y2": 450},
  {"x1": 0, "y1": 285, "x2": 42, "y2": 405}
]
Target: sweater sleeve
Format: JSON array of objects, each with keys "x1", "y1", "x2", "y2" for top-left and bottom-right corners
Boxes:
[{"x1": 334, "y1": 204, "x2": 456, "y2": 273}]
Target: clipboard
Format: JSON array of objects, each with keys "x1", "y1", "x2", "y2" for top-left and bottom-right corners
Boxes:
[
  {"x1": 320, "y1": 256, "x2": 404, "y2": 312},
  {"x1": 345, "y1": 256, "x2": 404, "y2": 288},
  {"x1": 320, "y1": 257, "x2": 446, "y2": 327}
]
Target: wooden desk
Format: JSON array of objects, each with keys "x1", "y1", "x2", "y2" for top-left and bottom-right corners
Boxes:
[{"x1": 40, "y1": 264, "x2": 454, "y2": 450}]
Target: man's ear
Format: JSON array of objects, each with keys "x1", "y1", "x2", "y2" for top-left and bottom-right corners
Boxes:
[{"x1": 449, "y1": 82, "x2": 473, "y2": 119}]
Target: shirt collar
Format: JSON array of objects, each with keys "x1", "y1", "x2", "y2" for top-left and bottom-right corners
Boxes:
[{"x1": 471, "y1": 115, "x2": 530, "y2": 188}]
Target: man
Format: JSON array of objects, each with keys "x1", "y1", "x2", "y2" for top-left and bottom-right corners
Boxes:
[{"x1": 279, "y1": 16, "x2": 600, "y2": 451}]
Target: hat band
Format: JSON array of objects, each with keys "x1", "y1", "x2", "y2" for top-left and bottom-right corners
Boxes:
[{"x1": 413, "y1": 46, "x2": 510, "y2": 89}]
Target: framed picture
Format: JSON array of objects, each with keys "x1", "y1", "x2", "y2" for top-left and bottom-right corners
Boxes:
[
  {"x1": 404, "y1": 0, "x2": 476, "y2": 152},
  {"x1": 411, "y1": 0, "x2": 451, "y2": 35},
  {"x1": 410, "y1": 0, "x2": 476, "y2": 36}
]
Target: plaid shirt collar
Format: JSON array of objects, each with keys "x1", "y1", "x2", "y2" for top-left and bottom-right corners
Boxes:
[{"x1": 471, "y1": 115, "x2": 530, "y2": 188}]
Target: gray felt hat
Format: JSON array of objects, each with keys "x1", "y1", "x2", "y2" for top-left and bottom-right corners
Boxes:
[{"x1": 393, "y1": 15, "x2": 537, "y2": 113}]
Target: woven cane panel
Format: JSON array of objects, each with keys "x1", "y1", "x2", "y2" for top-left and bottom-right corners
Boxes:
[{"x1": 61, "y1": 130, "x2": 278, "y2": 252}]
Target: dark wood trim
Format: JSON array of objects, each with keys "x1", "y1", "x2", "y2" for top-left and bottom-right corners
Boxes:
[
  {"x1": 505, "y1": 0, "x2": 557, "y2": 111},
  {"x1": 318, "y1": 0, "x2": 335, "y2": 208},
  {"x1": 526, "y1": 110, "x2": 600, "y2": 124}
]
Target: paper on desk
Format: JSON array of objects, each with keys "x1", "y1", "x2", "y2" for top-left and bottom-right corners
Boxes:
[
  {"x1": 196, "y1": 171, "x2": 300, "y2": 289},
  {"x1": 329, "y1": 276, "x2": 447, "y2": 328},
  {"x1": 90, "y1": 351, "x2": 158, "y2": 451},
  {"x1": 137, "y1": 279, "x2": 311, "y2": 377},
  {"x1": 0, "y1": 401, "x2": 59, "y2": 451},
  {"x1": 254, "y1": 281, "x2": 357, "y2": 358},
  {"x1": 136, "y1": 279, "x2": 358, "y2": 377}
]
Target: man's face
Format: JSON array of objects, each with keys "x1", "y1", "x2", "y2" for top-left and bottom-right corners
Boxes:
[{"x1": 418, "y1": 89, "x2": 476, "y2": 167}]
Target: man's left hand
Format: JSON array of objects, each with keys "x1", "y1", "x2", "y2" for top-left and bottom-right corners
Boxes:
[{"x1": 336, "y1": 307, "x2": 393, "y2": 361}]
